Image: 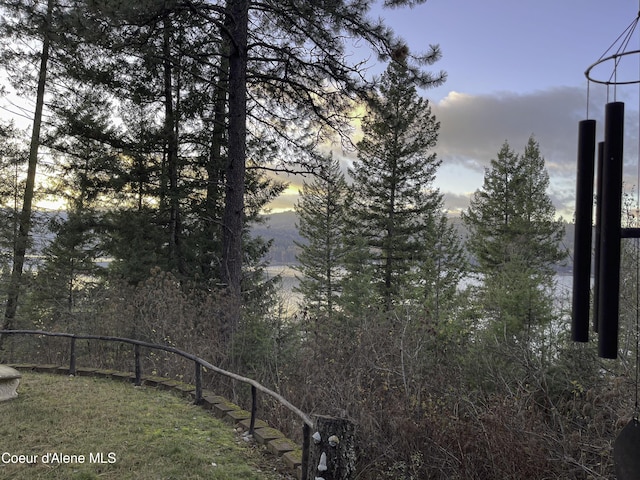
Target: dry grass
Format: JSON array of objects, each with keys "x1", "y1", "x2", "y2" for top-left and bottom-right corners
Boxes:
[{"x1": 0, "y1": 372, "x2": 284, "y2": 479}]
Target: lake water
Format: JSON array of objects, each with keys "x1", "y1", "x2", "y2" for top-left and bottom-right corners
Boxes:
[{"x1": 264, "y1": 265, "x2": 575, "y2": 313}]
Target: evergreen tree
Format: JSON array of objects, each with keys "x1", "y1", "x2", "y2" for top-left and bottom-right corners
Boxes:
[
  {"x1": 0, "y1": 122, "x2": 26, "y2": 292},
  {"x1": 0, "y1": 0, "x2": 446, "y2": 344},
  {"x1": 348, "y1": 58, "x2": 444, "y2": 308},
  {"x1": 294, "y1": 154, "x2": 348, "y2": 329},
  {"x1": 30, "y1": 210, "x2": 105, "y2": 328},
  {"x1": 220, "y1": 0, "x2": 446, "y2": 300},
  {"x1": 462, "y1": 137, "x2": 566, "y2": 337},
  {"x1": 415, "y1": 214, "x2": 467, "y2": 324}
]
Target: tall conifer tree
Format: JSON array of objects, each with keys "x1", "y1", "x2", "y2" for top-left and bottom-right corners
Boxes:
[
  {"x1": 0, "y1": 0, "x2": 446, "y2": 343},
  {"x1": 1, "y1": 0, "x2": 53, "y2": 333},
  {"x1": 462, "y1": 136, "x2": 566, "y2": 336},
  {"x1": 0, "y1": 122, "x2": 26, "y2": 287},
  {"x1": 294, "y1": 154, "x2": 348, "y2": 329},
  {"x1": 415, "y1": 214, "x2": 467, "y2": 324},
  {"x1": 348, "y1": 57, "x2": 448, "y2": 308}
]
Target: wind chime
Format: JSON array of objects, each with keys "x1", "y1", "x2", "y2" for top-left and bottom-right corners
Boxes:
[{"x1": 571, "y1": 9, "x2": 640, "y2": 479}]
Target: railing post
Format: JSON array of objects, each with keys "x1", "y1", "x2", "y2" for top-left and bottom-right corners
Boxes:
[
  {"x1": 301, "y1": 422, "x2": 310, "y2": 480},
  {"x1": 134, "y1": 344, "x2": 141, "y2": 386},
  {"x1": 194, "y1": 361, "x2": 202, "y2": 404},
  {"x1": 69, "y1": 336, "x2": 76, "y2": 375},
  {"x1": 249, "y1": 385, "x2": 257, "y2": 435}
]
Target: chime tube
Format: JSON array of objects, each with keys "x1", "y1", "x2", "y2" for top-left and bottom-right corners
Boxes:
[
  {"x1": 571, "y1": 119, "x2": 596, "y2": 342},
  {"x1": 593, "y1": 141, "x2": 604, "y2": 333},
  {"x1": 597, "y1": 101, "x2": 624, "y2": 359}
]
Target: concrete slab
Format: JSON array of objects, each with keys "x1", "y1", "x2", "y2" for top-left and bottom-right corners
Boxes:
[
  {"x1": 238, "y1": 417, "x2": 269, "y2": 431},
  {"x1": 0, "y1": 365, "x2": 21, "y2": 402},
  {"x1": 212, "y1": 401, "x2": 240, "y2": 418},
  {"x1": 225, "y1": 408, "x2": 251, "y2": 424},
  {"x1": 282, "y1": 450, "x2": 302, "y2": 470},
  {"x1": 201, "y1": 393, "x2": 228, "y2": 410}
]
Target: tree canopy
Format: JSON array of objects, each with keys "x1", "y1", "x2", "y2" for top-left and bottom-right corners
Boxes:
[
  {"x1": 348, "y1": 58, "x2": 460, "y2": 309},
  {"x1": 462, "y1": 136, "x2": 566, "y2": 336}
]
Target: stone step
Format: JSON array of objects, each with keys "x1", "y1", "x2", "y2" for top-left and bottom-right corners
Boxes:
[
  {"x1": 267, "y1": 437, "x2": 297, "y2": 456},
  {"x1": 253, "y1": 426, "x2": 285, "y2": 445}
]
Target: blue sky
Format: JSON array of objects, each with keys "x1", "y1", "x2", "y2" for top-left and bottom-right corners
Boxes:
[
  {"x1": 387, "y1": 0, "x2": 633, "y2": 101},
  {"x1": 274, "y1": 0, "x2": 640, "y2": 218}
]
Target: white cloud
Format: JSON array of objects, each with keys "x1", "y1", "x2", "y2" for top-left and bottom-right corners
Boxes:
[{"x1": 433, "y1": 87, "x2": 588, "y2": 172}]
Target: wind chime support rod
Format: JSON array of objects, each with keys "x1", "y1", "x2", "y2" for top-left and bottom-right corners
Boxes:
[{"x1": 621, "y1": 228, "x2": 640, "y2": 238}]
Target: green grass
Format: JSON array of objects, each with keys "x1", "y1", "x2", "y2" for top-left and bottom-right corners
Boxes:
[{"x1": 0, "y1": 372, "x2": 284, "y2": 479}]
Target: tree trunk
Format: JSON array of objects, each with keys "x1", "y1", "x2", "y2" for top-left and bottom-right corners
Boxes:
[
  {"x1": 163, "y1": 17, "x2": 183, "y2": 274},
  {"x1": 220, "y1": 0, "x2": 249, "y2": 340},
  {"x1": 307, "y1": 415, "x2": 357, "y2": 480},
  {"x1": 2, "y1": 0, "x2": 52, "y2": 341},
  {"x1": 202, "y1": 42, "x2": 229, "y2": 279}
]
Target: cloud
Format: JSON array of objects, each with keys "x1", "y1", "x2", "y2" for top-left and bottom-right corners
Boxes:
[
  {"x1": 267, "y1": 189, "x2": 300, "y2": 213},
  {"x1": 431, "y1": 86, "x2": 640, "y2": 217},
  {"x1": 440, "y1": 191, "x2": 474, "y2": 214},
  {"x1": 268, "y1": 86, "x2": 640, "y2": 218},
  {"x1": 433, "y1": 87, "x2": 588, "y2": 173}
]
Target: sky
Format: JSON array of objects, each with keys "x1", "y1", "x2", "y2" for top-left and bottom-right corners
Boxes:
[{"x1": 271, "y1": 0, "x2": 640, "y2": 218}]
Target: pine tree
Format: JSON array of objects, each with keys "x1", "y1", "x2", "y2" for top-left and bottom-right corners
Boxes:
[
  {"x1": 0, "y1": 122, "x2": 26, "y2": 291},
  {"x1": 348, "y1": 58, "x2": 443, "y2": 307},
  {"x1": 415, "y1": 214, "x2": 467, "y2": 324},
  {"x1": 294, "y1": 154, "x2": 348, "y2": 330},
  {"x1": 220, "y1": 0, "x2": 445, "y2": 302},
  {"x1": 31, "y1": 210, "x2": 105, "y2": 327},
  {"x1": 3, "y1": 0, "x2": 446, "y2": 343},
  {"x1": 462, "y1": 136, "x2": 566, "y2": 337}
]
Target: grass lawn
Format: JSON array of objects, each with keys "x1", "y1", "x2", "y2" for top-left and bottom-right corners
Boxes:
[{"x1": 0, "y1": 372, "x2": 285, "y2": 479}]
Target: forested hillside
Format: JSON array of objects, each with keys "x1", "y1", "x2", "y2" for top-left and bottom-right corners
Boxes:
[
  {"x1": 255, "y1": 210, "x2": 576, "y2": 273},
  {"x1": 252, "y1": 211, "x2": 302, "y2": 265}
]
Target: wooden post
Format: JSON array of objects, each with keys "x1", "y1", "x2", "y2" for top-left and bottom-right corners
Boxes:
[
  {"x1": 302, "y1": 423, "x2": 311, "y2": 479},
  {"x1": 194, "y1": 361, "x2": 203, "y2": 404},
  {"x1": 307, "y1": 415, "x2": 356, "y2": 480},
  {"x1": 134, "y1": 344, "x2": 142, "y2": 386},
  {"x1": 69, "y1": 336, "x2": 77, "y2": 375},
  {"x1": 249, "y1": 385, "x2": 257, "y2": 434}
]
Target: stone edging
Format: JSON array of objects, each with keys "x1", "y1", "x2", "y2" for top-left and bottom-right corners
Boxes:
[{"x1": 7, "y1": 363, "x2": 303, "y2": 480}]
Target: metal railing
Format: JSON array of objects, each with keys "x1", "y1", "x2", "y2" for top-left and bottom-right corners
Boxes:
[{"x1": 0, "y1": 329, "x2": 312, "y2": 477}]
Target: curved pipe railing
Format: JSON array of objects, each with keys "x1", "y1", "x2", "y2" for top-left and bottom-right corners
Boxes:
[{"x1": 0, "y1": 329, "x2": 312, "y2": 477}]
